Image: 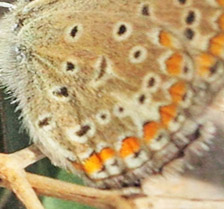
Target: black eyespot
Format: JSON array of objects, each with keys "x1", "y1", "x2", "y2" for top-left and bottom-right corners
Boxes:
[
  {"x1": 114, "y1": 105, "x2": 126, "y2": 117},
  {"x1": 129, "y1": 46, "x2": 147, "y2": 63},
  {"x1": 139, "y1": 94, "x2": 146, "y2": 104},
  {"x1": 183, "y1": 66, "x2": 189, "y2": 74},
  {"x1": 178, "y1": 0, "x2": 187, "y2": 4},
  {"x1": 113, "y1": 22, "x2": 132, "y2": 41},
  {"x1": 70, "y1": 26, "x2": 79, "y2": 38},
  {"x1": 117, "y1": 24, "x2": 127, "y2": 35},
  {"x1": 210, "y1": 62, "x2": 218, "y2": 75},
  {"x1": 141, "y1": 4, "x2": 150, "y2": 16},
  {"x1": 148, "y1": 77, "x2": 155, "y2": 87},
  {"x1": 134, "y1": 51, "x2": 141, "y2": 58},
  {"x1": 134, "y1": 151, "x2": 141, "y2": 158},
  {"x1": 66, "y1": 24, "x2": 83, "y2": 42},
  {"x1": 118, "y1": 107, "x2": 124, "y2": 112},
  {"x1": 155, "y1": 133, "x2": 164, "y2": 142},
  {"x1": 100, "y1": 114, "x2": 107, "y2": 120},
  {"x1": 96, "y1": 110, "x2": 111, "y2": 124},
  {"x1": 182, "y1": 93, "x2": 187, "y2": 101},
  {"x1": 66, "y1": 62, "x2": 75, "y2": 71},
  {"x1": 53, "y1": 87, "x2": 69, "y2": 97},
  {"x1": 76, "y1": 125, "x2": 90, "y2": 137},
  {"x1": 186, "y1": 11, "x2": 195, "y2": 24},
  {"x1": 184, "y1": 28, "x2": 195, "y2": 40},
  {"x1": 38, "y1": 117, "x2": 50, "y2": 127}
]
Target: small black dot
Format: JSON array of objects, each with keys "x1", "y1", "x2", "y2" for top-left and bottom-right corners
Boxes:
[
  {"x1": 142, "y1": 5, "x2": 150, "y2": 16},
  {"x1": 76, "y1": 125, "x2": 90, "y2": 137},
  {"x1": 118, "y1": 24, "x2": 127, "y2": 35},
  {"x1": 100, "y1": 114, "x2": 107, "y2": 120},
  {"x1": 118, "y1": 107, "x2": 124, "y2": 112},
  {"x1": 184, "y1": 28, "x2": 194, "y2": 40},
  {"x1": 134, "y1": 51, "x2": 141, "y2": 58},
  {"x1": 66, "y1": 62, "x2": 75, "y2": 71},
  {"x1": 182, "y1": 93, "x2": 187, "y2": 101},
  {"x1": 53, "y1": 87, "x2": 69, "y2": 97},
  {"x1": 210, "y1": 62, "x2": 218, "y2": 75},
  {"x1": 178, "y1": 0, "x2": 187, "y2": 4},
  {"x1": 183, "y1": 66, "x2": 189, "y2": 74},
  {"x1": 186, "y1": 11, "x2": 195, "y2": 24},
  {"x1": 38, "y1": 117, "x2": 50, "y2": 127},
  {"x1": 148, "y1": 77, "x2": 155, "y2": 87},
  {"x1": 134, "y1": 151, "x2": 141, "y2": 158},
  {"x1": 70, "y1": 26, "x2": 78, "y2": 38},
  {"x1": 156, "y1": 134, "x2": 163, "y2": 142},
  {"x1": 139, "y1": 94, "x2": 146, "y2": 104}
]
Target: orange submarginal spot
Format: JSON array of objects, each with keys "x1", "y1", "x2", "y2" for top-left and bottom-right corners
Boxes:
[
  {"x1": 218, "y1": 14, "x2": 224, "y2": 30},
  {"x1": 82, "y1": 153, "x2": 103, "y2": 175},
  {"x1": 209, "y1": 34, "x2": 224, "y2": 56},
  {"x1": 159, "y1": 31, "x2": 173, "y2": 48},
  {"x1": 160, "y1": 104, "x2": 177, "y2": 127},
  {"x1": 196, "y1": 53, "x2": 216, "y2": 77},
  {"x1": 217, "y1": 0, "x2": 224, "y2": 6},
  {"x1": 165, "y1": 53, "x2": 183, "y2": 76},
  {"x1": 169, "y1": 81, "x2": 187, "y2": 103},
  {"x1": 143, "y1": 121, "x2": 161, "y2": 143},
  {"x1": 99, "y1": 147, "x2": 115, "y2": 163},
  {"x1": 120, "y1": 137, "x2": 140, "y2": 159}
]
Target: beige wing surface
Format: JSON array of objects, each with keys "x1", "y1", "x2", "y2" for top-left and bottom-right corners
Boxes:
[{"x1": 0, "y1": 0, "x2": 223, "y2": 188}]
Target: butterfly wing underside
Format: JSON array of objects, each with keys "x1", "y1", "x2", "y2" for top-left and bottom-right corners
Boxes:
[{"x1": 0, "y1": 0, "x2": 224, "y2": 188}]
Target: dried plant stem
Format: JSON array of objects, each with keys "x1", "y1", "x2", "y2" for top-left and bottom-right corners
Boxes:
[
  {"x1": 0, "y1": 146, "x2": 45, "y2": 209},
  {"x1": 0, "y1": 172, "x2": 135, "y2": 209},
  {"x1": 26, "y1": 173, "x2": 135, "y2": 209}
]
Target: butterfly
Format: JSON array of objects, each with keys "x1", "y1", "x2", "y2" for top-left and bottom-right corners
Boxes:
[{"x1": 0, "y1": 0, "x2": 224, "y2": 189}]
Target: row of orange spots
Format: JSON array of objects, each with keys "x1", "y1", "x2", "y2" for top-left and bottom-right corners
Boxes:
[
  {"x1": 72, "y1": 147, "x2": 115, "y2": 176},
  {"x1": 73, "y1": 138, "x2": 141, "y2": 177},
  {"x1": 209, "y1": 34, "x2": 224, "y2": 57},
  {"x1": 195, "y1": 53, "x2": 216, "y2": 78},
  {"x1": 73, "y1": 104, "x2": 181, "y2": 177},
  {"x1": 169, "y1": 81, "x2": 187, "y2": 104},
  {"x1": 166, "y1": 53, "x2": 183, "y2": 76}
]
